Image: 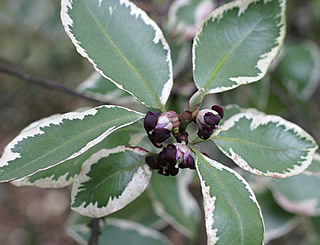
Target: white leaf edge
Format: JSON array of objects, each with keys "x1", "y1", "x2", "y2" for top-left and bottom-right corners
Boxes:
[
  {"x1": 61, "y1": 0, "x2": 173, "y2": 109},
  {"x1": 0, "y1": 105, "x2": 144, "y2": 182},
  {"x1": 195, "y1": 153, "x2": 265, "y2": 245},
  {"x1": 271, "y1": 175, "x2": 320, "y2": 216},
  {"x1": 168, "y1": 0, "x2": 215, "y2": 36},
  {"x1": 149, "y1": 170, "x2": 200, "y2": 238},
  {"x1": 214, "y1": 111, "x2": 318, "y2": 178},
  {"x1": 77, "y1": 72, "x2": 140, "y2": 105},
  {"x1": 265, "y1": 217, "x2": 298, "y2": 244},
  {"x1": 66, "y1": 218, "x2": 172, "y2": 245},
  {"x1": 71, "y1": 146, "x2": 152, "y2": 218},
  {"x1": 304, "y1": 153, "x2": 320, "y2": 176},
  {"x1": 192, "y1": 0, "x2": 286, "y2": 94}
]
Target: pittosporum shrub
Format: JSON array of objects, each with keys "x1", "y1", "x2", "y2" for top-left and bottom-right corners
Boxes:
[{"x1": 1, "y1": 0, "x2": 319, "y2": 244}]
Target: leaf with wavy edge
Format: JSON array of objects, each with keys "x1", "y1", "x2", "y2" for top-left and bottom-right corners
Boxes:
[
  {"x1": 0, "y1": 105, "x2": 144, "y2": 182},
  {"x1": 271, "y1": 174, "x2": 320, "y2": 216},
  {"x1": 12, "y1": 126, "x2": 144, "y2": 188},
  {"x1": 194, "y1": 149, "x2": 264, "y2": 244},
  {"x1": 71, "y1": 146, "x2": 151, "y2": 218},
  {"x1": 212, "y1": 112, "x2": 318, "y2": 177},
  {"x1": 193, "y1": 0, "x2": 286, "y2": 94},
  {"x1": 61, "y1": 0, "x2": 172, "y2": 110}
]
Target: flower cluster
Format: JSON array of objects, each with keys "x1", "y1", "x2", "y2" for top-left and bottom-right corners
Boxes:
[
  {"x1": 196, "y1": 105, "x2": 224, "y2": 139},
  {"x1": 143, "y1": 111, "x2": 179, "y2": 148},
  {"x1": 143, "y1": 105, "x2": 223, "y2": 176},
  {"x1": 145, "y1": 143, "x2": 195, "y2": 176}
]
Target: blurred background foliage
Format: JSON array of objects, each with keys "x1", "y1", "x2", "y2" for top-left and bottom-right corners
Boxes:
[{"x1": 0, "y1": 0, "x2": 320, "y2": 244}]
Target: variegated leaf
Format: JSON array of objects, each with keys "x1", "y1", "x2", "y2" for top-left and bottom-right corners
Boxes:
[
  {"x1": 168, "y1": 0, "x2": 215, "y2": 39},
  {"x1": 109, "y1": 190, "x2": 166, "y2": 229},
  {"x1": 71, "y1": 146, "x2": 151, "y2": 218},
  {"x1": 275, "y1": 41, "x2": 320, "y2": 100},
  {"x1": 194, "y1": 150, "x2": 264, "y2": 244},
  {"x1": 77, "y1": 72, "x2": 138, "y2": 105},
  {"x1": 256, "y1": 189, "x2": 298, "y2": 243},
  {"x1": 193, "y1": 0, "x2": 286, "y2": 94},
  {"x1": 61, "y1": 0, "x2": 173, "y2": 110},
  {"x1": 271, "y1": 174, "x2": 320, "y2": 216},
  {"x1": 212, "y1": 111, "x2": 318, "y2": 177},
  {"x1": 67, "y1": 218, "x2": 171, "y2": 245},
  {"x1": 304, "y1": 153, "x2": 320, "y2": 176},
  {"x1": 149, "y1": 170, "x2": 200, "y2": 238},
  {"x1": 13, "y1": 126, "x2": 144, "y2": 188},
  {"x1": 0, "y1": 105, "x2": 144, "y2": 182},
  {"x1": 67, "y1": 191, "x2": 165, "y2": 229}
]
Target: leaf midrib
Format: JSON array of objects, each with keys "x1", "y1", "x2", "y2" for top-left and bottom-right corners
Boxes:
[
  {"x1": 197, "y1": 152, "x2": 245, "y2": 244},
  {"x1": 203, "y1": 18, "x2": 263, "y2": 91},
  {"x1": 3, "y1": 113, "x2": 141, "y2": 180},
  {"x1": 83, "y1": 0, "x2": 166, "y2": 111},
  {"x1": 86, "y1": 160, "x2": 145, "y2": 204}
]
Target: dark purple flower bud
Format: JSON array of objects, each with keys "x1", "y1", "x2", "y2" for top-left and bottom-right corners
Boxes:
[
  {"x1": 197, "y1": 124, "x2": 214, "y2": 140},
  {"x1": 211, "y1": 105, "x2": 224, "y2": 118},
  {"x1": 157, "y1": 144, "x2": 177, "y2": 166},
  {"x1": 196, "y1": 105, "x2": 224, "y2": 139},
  {"x1": 144, "y1": 111, "x2": 180, "y2": 147},
  {"x1": 144, "y1": 111, "x2": 161, "y2": 132},
  {"x1": 145, "y1": 156, "x2": 160, "y2": 170},
  {"x1": 174, "y1": 143, "x2": 195, "y2": 170},
  {"x1": 167, "y1": 165, "x2": 179, "y2": 176}
]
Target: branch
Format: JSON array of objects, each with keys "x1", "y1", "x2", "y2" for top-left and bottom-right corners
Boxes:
[
  {"x1": 88, "y1": 218, "x2": 100, "y2": 245},
  {"x1": 0, "y1": 61, "x2": 104, "y2": 104}
]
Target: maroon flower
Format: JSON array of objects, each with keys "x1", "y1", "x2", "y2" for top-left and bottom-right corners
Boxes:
[
  {"x1": 196, "y1": 105, "x2": 224, "y2": 139},
  {"x1": 145, "y1": 143, "x2": 195, "y2": 176},
  {"x1": 144, "y1": 111, "x2": 179, "y2": 147}
]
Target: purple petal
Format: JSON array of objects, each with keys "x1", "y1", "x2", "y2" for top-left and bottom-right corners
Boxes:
[
  {"x1": 185, "y1": 155, "x2": 195, "y2": 169},
  {"x1": 153, "y1": 128, "x2": 171, "y2": 143},
  {"x1": 163, "y1": 144, "x2": 177, "y2": 161},
  {"x1": 148, "y1": 134, "x2": 162, "y2": 148},
  {"x1": 144, "y1": 111, "x2": 161, "y2": 132},
  {"x1": 211, "y1": 105, "x2": 224, "y2": 119},
  {"x1": 145, "y1": 156, "x2": 159, "y2": 170},
  {"x1": 204, "y1": 112, "x2": 220, "y2": 127},
  {"x1": 197, "y1": 125, "x2": 213, "y2": 139}
]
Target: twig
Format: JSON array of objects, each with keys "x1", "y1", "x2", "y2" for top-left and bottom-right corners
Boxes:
[
  {"x1": 88, "y1": 218, "x2": 100, "y2": 245},
  {"x1": 158, "y1": 0, "x2": 174, "y2": 29},
  {"x1": 0, "y1": 61, "x2": 103, "y2": 104}
]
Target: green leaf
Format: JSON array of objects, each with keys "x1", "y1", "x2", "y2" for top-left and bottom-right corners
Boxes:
[
  {"x1": 77, "y1": 72, "x2": 138, "y2": 106},
  {"x1": 109, "y1": 191, "x2": 166, "y2": 229},
  {"x1": 193, "y1": 0, "x2": 286, "y2": 94},
  {"x1": 212, "y1": 111, "x2": 318, "y2": 177},
  {"x1": 168, "y1": 0, "x2": 215, "y2": 39},
  {"x1": 304, "y1": 153, "x2": 320, "y2": 176},
  {"x1": 256, "y1": 189, "x2": 297, "y2": 243},
  {"x1": 0, "y1": 105, "x2": 144, "y2": 182},
  {"x1": 67, "y1": 218, "x2": 171, "y2": 245},
  {"x1": 149, "y1": 170, "x2": 200, "y2": 238},
  {"x1": 71, "y1": 146, "x2": 151, "y2": 218},
  {"x1": 275, "y1": 41, "x2": 320, "y2": 100},
  {"x1": 194, "y1": 150, "x2": 264, "y2": 244},
  {"x1": 12, "y1": 126, "x2": 144, "y2": 188},
  {"x1": 270, "y1": 174, "x2": 320, "y2": 216},
  {"x1": 61, "y1": 0, "x2": 173, "y2": 110}
]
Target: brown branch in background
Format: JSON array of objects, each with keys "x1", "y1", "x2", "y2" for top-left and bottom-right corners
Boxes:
[
  {"x1": 88, "y1": 218, "x2": 100, "y2": 245},
  {"x1": 158, "y1": 0, "x2": 174, "y2": 29},
  {"x1": 0, "y1": 61, "x2": 104, "y2": 104}
]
